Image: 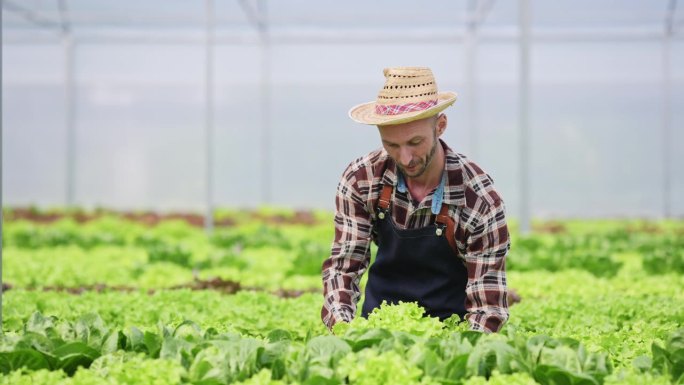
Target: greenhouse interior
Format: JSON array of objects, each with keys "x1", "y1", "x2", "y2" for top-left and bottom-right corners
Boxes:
[{"x1": 1, "y1": 1, "x2": 684, "y2": 384}]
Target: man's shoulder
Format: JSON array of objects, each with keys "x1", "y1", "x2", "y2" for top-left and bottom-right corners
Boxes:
[
  {"x1": 340, "y1": 147, "x2": 390, "y2": 183},
  {"x1": 446, "y1": 150, "x2": 503, "y2": 211}
]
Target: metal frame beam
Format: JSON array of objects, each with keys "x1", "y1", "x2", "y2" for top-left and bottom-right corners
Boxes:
[
  {"x1": 465, "y1": 1, "x2": 479, "y2": 159},
  {"x1": 57, "y1": 0, "x2": 70, "y2": 34},
  {"x1": 204, "y1": 0, "x2": 216, "y2": 233},
  {"x1": 238, "y1": 0, "x2": 267, "y2": 34},
  {"x1": 470, "y1": 0, "x2": 496, "y2": 29},
  {"x1": 258, "y1": 0, "x2": 272, "y2": 204},
  {"x1": 519, "y1": 0, "x2": 531, "y2": 234},
  {"x1": 3, "y1": 0, "x2": 62, "y2": 31},
  {"x1": 3, "y1": 28, "x2": 683, "y2": 45},
  {"x1": 464, "y1": 0, "x2": 495, "y2": 160},
  {"x1": 662, "y1": 0, "x2": 677, "y2": 218},
  {"x1": 1, "y1": 0, "x2": 4, "y2": 331},
  {"x1": 239, "y1": 0, "x2": 272, "y2": 204},
  {"x1": 58, "y1": 0, "x2": 77, "y2": 208}
]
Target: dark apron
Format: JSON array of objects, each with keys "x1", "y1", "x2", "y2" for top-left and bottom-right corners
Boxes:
[{"x1": 361, "y1": 180, "x2": 468, "y2": 321}]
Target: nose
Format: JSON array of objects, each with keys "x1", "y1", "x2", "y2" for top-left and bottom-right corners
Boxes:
[{"x1": 398, "y1": 147, "x2": 413, "y2": 166}]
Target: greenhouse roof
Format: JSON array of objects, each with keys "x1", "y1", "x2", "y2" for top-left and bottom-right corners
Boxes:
[{"x1": 3, "y1": 0, "x2": 682, "y2": 44}]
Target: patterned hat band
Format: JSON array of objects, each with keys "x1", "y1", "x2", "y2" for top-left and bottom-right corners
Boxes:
[{"x1": 375, "y1": 99, "x2": 438, "y2": 116}]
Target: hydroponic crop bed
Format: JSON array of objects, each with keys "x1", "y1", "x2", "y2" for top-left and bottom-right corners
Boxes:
[{"x1": 1, "y1": 208, "x2": 683, "y2": 384}]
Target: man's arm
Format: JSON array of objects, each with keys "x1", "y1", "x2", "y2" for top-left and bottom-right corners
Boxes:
[
  {"x1": 463, "y1": 198, "x2": 510, "y2": 333},
  {"x1": 321, "y1": 172, "x2": 373, "y2": 330}
]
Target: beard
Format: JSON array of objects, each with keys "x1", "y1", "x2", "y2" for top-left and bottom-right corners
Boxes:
[{"x1": 397, "y1": 131, "x2": 439, "y2": 179}]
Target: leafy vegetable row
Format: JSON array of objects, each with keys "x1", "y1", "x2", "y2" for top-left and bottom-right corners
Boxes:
[{"x1": 0, "y1": 303, "x2": 624, "y2": 385}]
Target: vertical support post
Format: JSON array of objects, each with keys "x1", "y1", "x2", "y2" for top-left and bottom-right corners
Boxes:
[
  {"x1": 662, "y1": 0, "x2": 675, "y2": 219},
  {"x1": 259, "y1": 0, "x2": 271, "y2": 204},
  {"x1": 518, "y1": 0, "x2": 531, "y2": 234},
  {"x1": 59, "y1": 0, "x2": 76, "y2": 208},
  {"x1": 1, "y1": 0, "x2": 4, "y2": 330},
  {"x1": 465, "y1": 0, "x2": 479, "y2": 159},
  {"x1": 205, "y1": 0, "x2": 215, "y2": 233},
  {"x1": 59, "y1": 0, "x2": 76, "y2": 207},
  {"x1": 64, "y1": 35, "x2": 76, "y2": 206},
  {"x1": 662, "y1": 37, "x2": 671, "y2": 219}
]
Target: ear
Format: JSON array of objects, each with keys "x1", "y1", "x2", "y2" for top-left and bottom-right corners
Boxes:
[{"x1": 436, "y1": 114, "x2": 447, "y2": 137}]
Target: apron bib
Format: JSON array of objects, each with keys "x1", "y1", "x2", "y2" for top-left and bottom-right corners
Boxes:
[{"x1": 361, "y1": 174, "x2": 468, "y2": 321}]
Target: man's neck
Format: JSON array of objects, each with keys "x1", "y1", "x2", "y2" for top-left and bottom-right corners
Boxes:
[{"x1": 404, "y1": 144, "x2": 445, "y2": 199}]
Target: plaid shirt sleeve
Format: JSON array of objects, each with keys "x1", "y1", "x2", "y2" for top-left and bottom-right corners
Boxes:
[
  {"x1": 463, "y1": 196, "x2": 510, "y2": 333},
  {"x1": 320, "y1": 163, "x2": 373, "y2": 330}
]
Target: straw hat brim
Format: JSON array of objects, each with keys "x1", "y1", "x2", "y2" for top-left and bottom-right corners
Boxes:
[{"x1": 348, "y1": 91, "x2": 458, "y2": 126}]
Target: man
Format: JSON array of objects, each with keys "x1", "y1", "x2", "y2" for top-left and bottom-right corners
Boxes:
[{"x1": 321, "y1": 67, "x2": 510, "y2": 333}]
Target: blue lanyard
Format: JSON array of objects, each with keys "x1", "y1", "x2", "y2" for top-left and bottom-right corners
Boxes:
[{"x1": 397, "y1": 170, "x2": 447, "y2": 215}]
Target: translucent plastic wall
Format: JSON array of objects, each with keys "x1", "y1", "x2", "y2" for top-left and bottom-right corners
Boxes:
[{"x1": 3, "y1": 1, "x2": 683, "y2": 218}]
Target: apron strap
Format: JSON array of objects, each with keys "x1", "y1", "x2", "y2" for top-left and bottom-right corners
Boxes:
[
  {"x1": 435, "y1": 204, "x2": 458, "y2": 255},
  {"x1": 378, "y1": 184, "x2": 393, "y2": 211},
  {"x1": 376, "y1": 178, "x2": 458, "y2": 255}
]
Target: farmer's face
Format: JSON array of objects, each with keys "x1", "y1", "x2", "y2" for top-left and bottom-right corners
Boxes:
[{"x1": 378, "y1": 114, "x2": 446, "y2": 179}]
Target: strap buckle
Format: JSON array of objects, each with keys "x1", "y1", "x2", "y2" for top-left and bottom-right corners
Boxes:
[{"x1": 377, "y1": 209, "x2": 387, "y2": 220}]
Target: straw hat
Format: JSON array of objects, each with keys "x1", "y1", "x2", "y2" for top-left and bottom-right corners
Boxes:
[{"x1": 348, "y1": 67, "x2": 457, "y2": 126}]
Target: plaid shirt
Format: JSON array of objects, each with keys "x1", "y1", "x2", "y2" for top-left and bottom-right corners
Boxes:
[{"x1": 321, "y1": 139, "x2": 510, "y2": 333}]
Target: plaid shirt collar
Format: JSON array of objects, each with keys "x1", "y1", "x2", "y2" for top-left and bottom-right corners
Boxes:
[{"x1": 380, "y1": 139, "x2": 467, "y2": 209}]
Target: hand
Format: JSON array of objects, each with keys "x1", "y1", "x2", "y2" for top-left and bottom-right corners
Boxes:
[{"x1": 507, "y1": 288, "x2": 522, "y2": 304}]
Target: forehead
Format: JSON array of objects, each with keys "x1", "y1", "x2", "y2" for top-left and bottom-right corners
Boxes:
[{"x1": 377, "y1": 117, "x2": 434, "y2": 143}]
